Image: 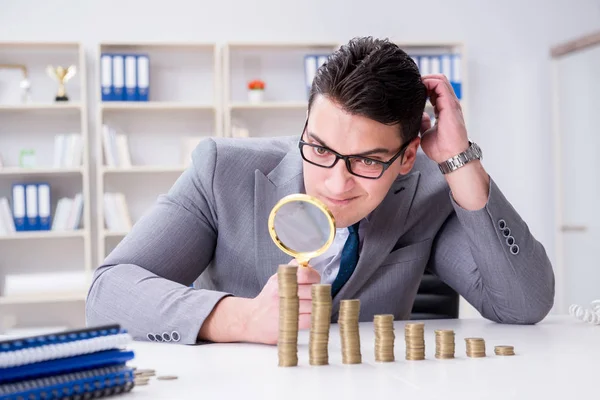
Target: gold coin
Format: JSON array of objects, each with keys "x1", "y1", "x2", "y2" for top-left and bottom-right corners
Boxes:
[
  {"x1": 277, "y1": 265, "x2": 299, "y2": 367},
  {"x1": 157, "y1": 375, "x2": 178, "y2": 380}
]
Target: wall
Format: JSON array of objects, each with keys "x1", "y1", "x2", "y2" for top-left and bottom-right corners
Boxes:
[{"x1": 0, "y1": 0, "x2": 599, "y2": 325}]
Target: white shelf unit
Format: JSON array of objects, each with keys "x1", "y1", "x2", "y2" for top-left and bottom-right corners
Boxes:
[
  {"x1": 0, "y1": 42, "x2": 92, "y2": 329},
  {"x1": 222, "y1": 42, "x2": 340, "y2": 138},
  {"x1": 96, "y1": 42, "x2": 222, "y2": 265},
  {"x1": 398, "y1": 41, "x2": 469, "y2": 137}
]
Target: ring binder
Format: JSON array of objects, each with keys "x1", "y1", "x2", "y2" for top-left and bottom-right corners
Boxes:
[
  {"x1": 0, "y1": 324, "x2": 136, "y2": 399},
  {"x1": 0, "y1": 365, "x2": 135, "y2": 400}
]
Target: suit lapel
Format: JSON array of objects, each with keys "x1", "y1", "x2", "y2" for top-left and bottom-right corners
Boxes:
[
  {"x1": 254, "y1": 150, "x2": 305, "y2": 285},
  {"x1": 332, "y1": 170, "x2": 421, "y2": 314}
]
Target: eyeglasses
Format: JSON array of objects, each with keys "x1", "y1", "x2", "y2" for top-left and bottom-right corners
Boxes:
[{"x1": 298, "y1": 120, "x2": 410, "y2": 180}]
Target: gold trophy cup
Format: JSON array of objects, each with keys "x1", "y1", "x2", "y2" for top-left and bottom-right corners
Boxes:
[{"x1": 46, "y1": 65, "x2": 77, "y2": 101}]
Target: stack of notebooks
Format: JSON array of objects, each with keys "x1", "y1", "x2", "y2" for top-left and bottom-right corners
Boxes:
[{"x1": 0, "y1": 324, "x2": 136, "y2": 400}]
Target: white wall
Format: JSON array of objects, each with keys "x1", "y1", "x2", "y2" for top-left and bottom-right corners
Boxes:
[{"x1": 0, "y1": 0, "x2": 599, "y2": 325}]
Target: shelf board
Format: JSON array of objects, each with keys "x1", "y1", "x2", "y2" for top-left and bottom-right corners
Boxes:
[
  {"x1": 0, "y1": 230, "x2": 85, "y2": 241},
  {"x1": 227, "y1": 42, "x2": 339, "y2": 49},
  {"x1": 229, "y1": 101, "x2": 307, "y2": 110},
  {"x1": 0, "y1": 292, "x2": 87, "y2": 305},
  {"x1": 102, "y1": 165, "x2": 186, "y2": 174},
  {"x1": 0, "y1": 167, "x2": 83, "y2": 177},
  {"x1": 0, "y1": 103, "x2": 82, "y2": 111},
  {"x1": 103, "y1": 230, "x2": 129, "y2": 238},
  {"x1": 101, "y1": 102, "x2": 214, "y2": 111}
]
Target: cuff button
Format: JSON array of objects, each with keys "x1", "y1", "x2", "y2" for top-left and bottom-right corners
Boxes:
[
  {"x1": 511, "y1": 245, "x2": 520, "y2": 255},
  {"x1": 498, "y1": 219, "x2": 506, "y2": 229}
]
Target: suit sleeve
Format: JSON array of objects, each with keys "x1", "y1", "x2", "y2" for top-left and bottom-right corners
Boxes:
[
  {"x1": 427, "y1": 178, "x2": 555, "y2": 324},
  {"x1": 85, "y1": 138, "x2": 232, "y2": 344}
]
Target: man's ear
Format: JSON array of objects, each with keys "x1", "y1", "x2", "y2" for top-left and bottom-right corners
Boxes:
[{"x1": 398, "y1": 137, "x2": 421, "y2": 175}]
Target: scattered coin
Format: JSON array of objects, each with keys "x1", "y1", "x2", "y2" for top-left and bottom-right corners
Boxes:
[
  {"x1": 374, "y1": 314, "x2": 395, "y2": 362},
  {"x1": 134, "y1": 380, "x2": 149, "y2": 386},
  {"x1": 465, "y1": 338, "x2": 486, "y2": 358},
  {"x1": 157, "y1": 375, "x2": 179, "y2": 380},
  {"x1": 494, "y1": 345, "x2": 515, "y2": 356},
  {"x1": 435, "y1": 329, "x2": 455, "y2": 359},
  {"x1": 405, "y1": 322, "x2": 425, "y2": 360},
  {"x1": 309, "y1": 284, "x2": 332, "y2": 366},
  {"x1": 278, "y1": 264, "x2": 299, "y2": 367},
  {"x1": 339, "y1": 299, "x2": 362, "y2": 364}
]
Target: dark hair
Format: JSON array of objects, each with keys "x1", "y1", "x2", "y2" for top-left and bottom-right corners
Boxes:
[{"x1": 308, "y1": 36, "x2": 427, "y2": 142}]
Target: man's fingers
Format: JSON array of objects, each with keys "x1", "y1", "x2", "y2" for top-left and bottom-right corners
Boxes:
[
  {"x1": 297, "y1": 265, "x2": 321, "y2": 285},
  {"x1": 299, "y1": 299, "x2": 312, "y2": 314},
  {"x1": 299, "y1": 314, "x2": 311, "y2": 330},
  {"x1": 420, "y1": 112, "x2": 432, "y2": 134}
]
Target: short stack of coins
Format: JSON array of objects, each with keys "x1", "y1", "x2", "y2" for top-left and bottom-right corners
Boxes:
[
  {"x1": 338, "y1": 299, "x2": 362, "y2": 364},
  {"x1": 373, "y1": 314, "x2": 395, "y2": 362},
  {"x1": 309, "y1": 284, "x2": 332, "y2": 366},
  {"x1": 134, "y1": 369, "x2": 155, "y2": 386},
  {"x1": 434, "y1": 329, "x2": 455, "y2": 359},
  {"x1": 494, "y1": 345, "x2": 515, "y2": 356},
  {"x1": 404, "y1": 322, "x2": 425, "y2": 360},
  {"x1": 278, "y1": 264, "x2": 299, "y2": 367},
  {"x1": 465, "y1": 338, "x2": 486, "y2": 358}
]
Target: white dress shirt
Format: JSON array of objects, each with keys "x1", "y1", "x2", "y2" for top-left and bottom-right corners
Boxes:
[{"x1": 310, "y1": 228, "x2": 349, "y2": 284}]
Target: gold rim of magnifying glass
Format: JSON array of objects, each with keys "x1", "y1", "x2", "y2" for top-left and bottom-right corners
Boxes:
[{"x1": 268, "y1": 193, "x2": 336, "y2": 267}]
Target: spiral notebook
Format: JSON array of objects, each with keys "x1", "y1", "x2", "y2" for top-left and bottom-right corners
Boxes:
[
  {"x1": 0, "y1": 324, "x2": 135, "y2": 396},
  {"x1": 0, "y1": 364, "x2": 135, "y2": 400}
]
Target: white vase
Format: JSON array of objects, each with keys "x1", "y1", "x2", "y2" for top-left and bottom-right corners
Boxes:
[{"x1": 248, "y1": 90, "x2": 264, "y2": 103}]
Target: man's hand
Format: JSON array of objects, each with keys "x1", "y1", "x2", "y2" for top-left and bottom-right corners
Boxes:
[
  {"x1": 244, "y1": 262, "x2": 321, "y2": 345},
  {"x1": 420, "y1": 74, "x2": 490, "y2": 210},
  {"x1": 420, "y1": 74, "x2": 470, "y2": 163}
]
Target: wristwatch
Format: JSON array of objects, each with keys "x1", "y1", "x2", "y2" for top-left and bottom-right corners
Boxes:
[{"x1": 437, "y1": 141, "x2": 482, "y2": 175}]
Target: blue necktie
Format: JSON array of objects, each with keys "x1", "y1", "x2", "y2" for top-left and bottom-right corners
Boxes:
[{"x1": 331, "y1": 222, "x2": 360, "y2": 297}]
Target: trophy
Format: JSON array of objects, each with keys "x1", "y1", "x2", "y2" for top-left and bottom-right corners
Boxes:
[{"x1": 46, "y1": 65, "x2": 77, "y2": 101}]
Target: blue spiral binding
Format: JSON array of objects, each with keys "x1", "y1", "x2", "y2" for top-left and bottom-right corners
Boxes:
[
  {"x1": 0, "y1": 364, "x2": 135, "y2": 400},
  {"x1": 0, "y1": 324, "x2": 124, "y2": 353},
  {"x1": 0, "y1": 349, "x2": 135, "y2": 384}
]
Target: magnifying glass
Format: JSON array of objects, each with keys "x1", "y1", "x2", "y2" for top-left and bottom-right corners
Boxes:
[{"x1": 268, "y1": 193, "x2": 336, "y2": 267}]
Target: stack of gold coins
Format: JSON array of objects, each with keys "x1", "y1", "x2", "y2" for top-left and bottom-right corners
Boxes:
[
  {"x1": 494, "y1": 345, "x2": 515, "y2": 356},
  {"x1": 434, "y1": 329, "x2": 455, "y2": 359},
  {"x1": 404, "y1": 322, "x2": 425, "y2": 360},
  {"x1": 465, "y1": 338, "x2": 486, "y2": 358},
  {"x1": 278, "y1": 264, "x2": 299, "y2": 367},
  {"x1": 309, "y1": 284, "x2": 332, "y2": 366},
  {"x1": 338, "y1": 299, "x2": 362, "y2": 364},
  {"x1": 373, "y1": 314, "x2": 395, "y2": 362}
]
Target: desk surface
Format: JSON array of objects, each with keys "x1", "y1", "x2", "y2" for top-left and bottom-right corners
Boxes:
[{"x1": 122, "y1": 315, "x2": 594, "y2": 399}]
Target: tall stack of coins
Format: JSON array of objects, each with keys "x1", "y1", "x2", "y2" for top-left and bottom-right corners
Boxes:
[
  {"x1": 338, "y1": 299, "x2": 362, "y2": 364},
  {"x1": 309, "y1": 284, "x2": 332, "y2": 366},
  {"x1": 373, "y1": 314, "x2": 395, "y2": 362},
  {"x1": 434, "y1": 329, "x2": 455, "y2": 359},
  {"x1": 278, "y1": 265, "x2": 299, "y2": 367},
  {"x1": 494, "y1": 345, "x2": 515, "y2": 356},
  {"x1": 465, "y1": 338, "x2": 486, "y2": 358},
  {"x1": 404, "y1": 322, "x2": 425, "y2": 360}
]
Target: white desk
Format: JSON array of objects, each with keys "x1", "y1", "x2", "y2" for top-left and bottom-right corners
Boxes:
[{"x1": 123, "y1": 315, "x2": 595, "y2": 399}]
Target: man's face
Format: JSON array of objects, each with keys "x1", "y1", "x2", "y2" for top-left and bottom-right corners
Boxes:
[{"x1": 302, "y1": 95, "x2": 420, "y2": 228}]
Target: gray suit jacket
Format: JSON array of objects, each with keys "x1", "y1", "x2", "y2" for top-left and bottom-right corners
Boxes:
[{"x1": 85, "y1": 136, "x2": 555, "y2": 344}]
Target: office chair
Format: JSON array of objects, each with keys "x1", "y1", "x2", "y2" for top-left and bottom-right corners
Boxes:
[{"x1": 410, "y1": 270, "x2": 459, "y2": 320}]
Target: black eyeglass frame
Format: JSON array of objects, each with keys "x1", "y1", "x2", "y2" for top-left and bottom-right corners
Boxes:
[{"x1": 297, "y1": 119, "x2": 411, "y2": 180}]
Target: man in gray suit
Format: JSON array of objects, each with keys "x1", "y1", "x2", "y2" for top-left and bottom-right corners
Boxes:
[{"x1": 86, "y1": 37, "x2": 555, "y2": 345}]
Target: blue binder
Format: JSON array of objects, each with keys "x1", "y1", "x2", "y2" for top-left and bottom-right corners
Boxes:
[
  {"x1": 10, "y1": 184, "x2": 26, "y2": 232},
  {"x1": 0, "y1": 365, "x2": 135, "y2": 400},
  {"x1": 112, "y1": 54, "x2": 125, "y2": 101},
  {"x1": 451, "y1": 54, "x2": 462, "y2": 100},
  {"x1": 124, "y1": 54, "x2": 138, "y2": 101},
  {"x1": 100, "y1": 53, "x2": 114, "y2": 101},
  {"x1": 136, "y1": 54, "x2": 150, "y2": 101},
  {"x1": 37, "y1": 183, "x2": 51, "y2": 231}
]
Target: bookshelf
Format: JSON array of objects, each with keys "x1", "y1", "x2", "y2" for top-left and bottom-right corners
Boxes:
[
  {"x1": 0, "y1": 41, "x2": 91, "y2": 330},
  {"x1": 222, "y1": 42, "x2": 339, "y2": 138},
  {"x1": 95, "y1": 42, "x2": 222, "y2": 265}
]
